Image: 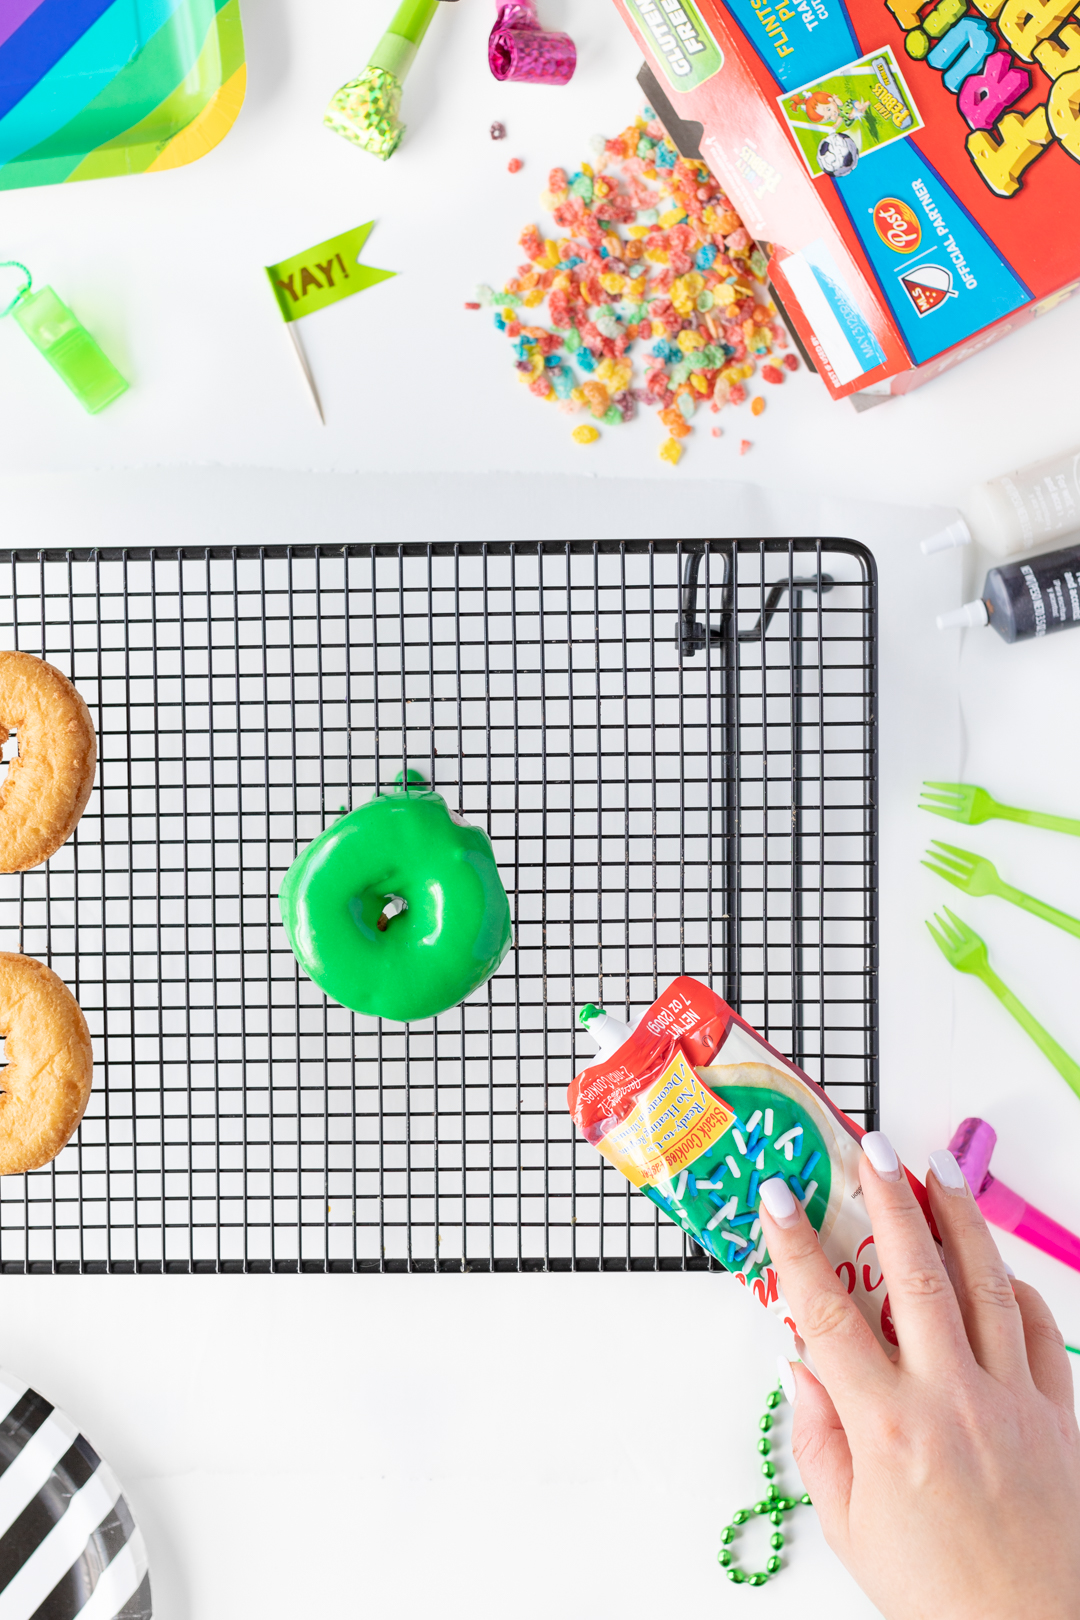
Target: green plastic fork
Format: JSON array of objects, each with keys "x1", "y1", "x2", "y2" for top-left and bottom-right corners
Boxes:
[
  {"x1": 920, "y1": 781, "x2": 1080, "y2": 835},
  {"x1": 923, "y1": 841, "x2": 1080, "y2": 940},
  {"x1": 926, "y1": 907, "x2": 1080, "y2": 1100}
]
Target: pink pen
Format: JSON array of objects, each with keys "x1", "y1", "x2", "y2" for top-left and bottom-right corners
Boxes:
[{"x1": 949, "y1": 1117, "x2": 1080, "y2": 1273}]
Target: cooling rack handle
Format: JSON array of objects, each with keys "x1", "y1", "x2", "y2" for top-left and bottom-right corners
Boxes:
[{"x1": 678, "y1": 549, "x2": 835, "y2": 657}]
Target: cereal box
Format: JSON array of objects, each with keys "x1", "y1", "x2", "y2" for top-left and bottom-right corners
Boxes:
[{"x1": 612, "y1": 0, "x2": 1080, "y2": 398}]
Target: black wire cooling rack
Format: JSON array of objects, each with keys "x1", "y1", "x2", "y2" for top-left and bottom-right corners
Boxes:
[{"x1": 0, "y1": 540, "x2": 877, "y2": 1274}]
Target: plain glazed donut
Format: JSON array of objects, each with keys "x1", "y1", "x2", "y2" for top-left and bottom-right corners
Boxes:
[
  {"x1": 0, "y1": 953, "x2": 93, "y2": 1175},
  {"x1": 0, "y1": 651, "x2": 96, "y2": 872}
]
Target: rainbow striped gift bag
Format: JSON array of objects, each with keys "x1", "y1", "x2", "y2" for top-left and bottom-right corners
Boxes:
[{"x1": 0, "y1": 0, "x2": 245, "y2": 191}]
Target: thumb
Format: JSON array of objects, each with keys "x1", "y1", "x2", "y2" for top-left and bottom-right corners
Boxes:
[{"x1": 788, "y1": 1356, "x2": 853, "y2": 1548}]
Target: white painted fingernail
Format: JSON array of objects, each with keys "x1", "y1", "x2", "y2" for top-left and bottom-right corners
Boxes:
[
  {"x1": 1004, "y1": 1262, "x2": 1016, "y2": 1278},
  {"x1": 862, "y1": 1131, "x2": 902, "y2": 1182},
  {"x1": 777, "y1": 1355, "x2": 797, "y2": 1406},
  {"x1": 929, "y1": 1148, "x2": 967, "y2": 1192},
  {"x1": 760, "y1": 1175, "x2": 800, "y2": 1227}
]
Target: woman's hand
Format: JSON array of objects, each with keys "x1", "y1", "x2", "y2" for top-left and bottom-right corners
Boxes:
[{"x1": 759, "y1": 1136, "x2": 1080, "y2": 1620}]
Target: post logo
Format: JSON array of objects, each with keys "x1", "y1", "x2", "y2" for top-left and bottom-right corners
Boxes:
[
  {"x1": 872, "y1": 197, "x2": 922, "y2": 253},
  {"x1": 627, "y1": 0, "x2": 724, "y2": 91}
]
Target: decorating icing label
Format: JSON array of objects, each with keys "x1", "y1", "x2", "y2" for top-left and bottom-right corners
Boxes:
[
  {"x1": 265, "y1": 222, "x2": 396, "y2": 324},
  {"x1": 568, "y1": 976, "x2": 934, "y2": 1352},
  {"x1": 595, "y1": 1052, "x2": 736, "y2": 1188},
  {"x1": 624, "y1": 0, "x2": 724, "y2": 88},
  {"x1": 778, "y1": 47, "x2": 925, "y2": 177},
  {"x1": 885, "y1": 0, "x2": 1080, "y2": 197}
]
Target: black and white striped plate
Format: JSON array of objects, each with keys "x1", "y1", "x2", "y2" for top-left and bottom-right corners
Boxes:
[{"x1": 0, "y1": 1369, "x2": 150, "y2": 1620}]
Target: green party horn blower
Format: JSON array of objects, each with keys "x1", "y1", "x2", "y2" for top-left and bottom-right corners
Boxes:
[{"x1": 325, "y1": 0, "x2": 452, "y2": 161}]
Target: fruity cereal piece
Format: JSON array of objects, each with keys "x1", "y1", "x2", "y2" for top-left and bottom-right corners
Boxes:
[
  {"x1": 481, "y1": 109, "x2": 792, "y2": 467},
  {"x1": 572, "y1": 424, "x2": 600, "y2": 444},
  {"x1": 582, "y1": 380, "x2": 610, "y2": 418},
  {"x1": 751, "y1": 395, "x2": 766, "y2": 416}
]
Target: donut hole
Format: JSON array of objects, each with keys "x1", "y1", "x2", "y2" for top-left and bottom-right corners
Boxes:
[{"x1": 0, "y1": 727, "x2": 15, "y2": 781}]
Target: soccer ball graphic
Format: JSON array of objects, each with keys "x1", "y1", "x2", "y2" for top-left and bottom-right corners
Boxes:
[{"x1": 818, "y1": 131, "x2": 860, "y2": 177}]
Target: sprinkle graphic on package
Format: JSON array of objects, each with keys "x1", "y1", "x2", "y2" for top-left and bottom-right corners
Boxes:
[
  {"x1": 570, "y1": 977, "x2": 930, "y2": 1349},
  {"x1": 476, "y1": 110, "x2": 798, "y2": 464}
]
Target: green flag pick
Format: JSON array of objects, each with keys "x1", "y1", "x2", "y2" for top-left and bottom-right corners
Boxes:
[
  {"x1": 266, "y1": 222, "x2": 396, "y2": 322},
  {"x1": 265, "y1": 222, "x2": 396, "y2": 421}
]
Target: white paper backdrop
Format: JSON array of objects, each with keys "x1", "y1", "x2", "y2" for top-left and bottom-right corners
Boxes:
[{"x1": 0, "y1": 0, "x2": 1078, "y2": 1608}]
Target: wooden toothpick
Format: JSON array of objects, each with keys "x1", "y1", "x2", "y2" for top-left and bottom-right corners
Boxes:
[{"x1": 286, "y1": 322, "x2": 325, "y2": 424}]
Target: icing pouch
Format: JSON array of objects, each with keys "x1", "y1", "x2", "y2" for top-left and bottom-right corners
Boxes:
[{"x1": 568, "y1": 977, "x2": 931, "y2": 1351}]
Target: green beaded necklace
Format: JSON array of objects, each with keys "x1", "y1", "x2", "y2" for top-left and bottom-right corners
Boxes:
[
  {"x1": 720, "y1": 1351, "x2": 1080, "y2": 1584},
  {"x1": 718, "y1": 1384, "x2": 813, "y2": 1586}
]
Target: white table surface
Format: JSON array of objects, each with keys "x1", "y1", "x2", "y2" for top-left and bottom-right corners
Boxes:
[{"x1": 2, "y1": 3, "x2": 1080, "y2": 1616}]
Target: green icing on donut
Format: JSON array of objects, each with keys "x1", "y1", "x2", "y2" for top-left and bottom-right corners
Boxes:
[{"x1": 278, "y1": 778, "x2": 512, "y2": 1023}]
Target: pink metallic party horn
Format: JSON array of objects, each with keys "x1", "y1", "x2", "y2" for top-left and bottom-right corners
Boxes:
[
  {"x1": 949, "y1": 1116, "x2": 1080, "y2": 1273},
  {"x1": 488, "y1": 0, "x2": 576, "y2": 84}
]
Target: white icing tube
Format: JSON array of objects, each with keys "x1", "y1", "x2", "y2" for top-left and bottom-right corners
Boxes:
[
  {"x1": 922, "y1": 443, "x2": 1080, "y2": 560},
  {"x1": 578, "y1": 1003, "x2": 639, "y2": 1063}
]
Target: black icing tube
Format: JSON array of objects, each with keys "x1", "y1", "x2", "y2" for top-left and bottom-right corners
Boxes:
[{"x1": 937, "y1": 542, "x2": 1080, "y2": 644}]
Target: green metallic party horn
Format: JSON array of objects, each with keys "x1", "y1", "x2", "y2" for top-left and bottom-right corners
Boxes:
[{"x1": 325, "y1": 0, "x2": 450, "y2": 161}]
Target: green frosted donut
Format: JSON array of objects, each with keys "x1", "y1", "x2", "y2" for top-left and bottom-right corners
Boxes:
[{"x1": 279, "y1": 774, "x2": 512, "y2": 1024}]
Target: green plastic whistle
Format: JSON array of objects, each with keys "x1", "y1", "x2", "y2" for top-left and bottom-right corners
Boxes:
[
  {"x1": 12, "y1": 284, "x2": 128, "y2": 414},
  {"x1": 279, "y1": 770, "x2": 512, "y2": 1024}
]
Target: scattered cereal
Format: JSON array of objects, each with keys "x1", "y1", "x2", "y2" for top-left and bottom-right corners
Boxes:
[
  {"x1": 464, "y1": 301, "x2": 481, "y2": 310},
  {"x1": 711, "y1": 426, "x2": 723, "y2": 438},
  {"x1": 761, "y1": 365, "x2": 784, "y2": 384},
  {"x1": 739, "y1": 438, "x2": 752, "y2": 454},
  {"x1": 783, "y1": 353, "x2": 799, "y2": 372},
  {"x1": 508, "y1": 157, "x2": 524, "y2": 173},
  {"x1": 491, "y1": 121, "x2": 507, "y2": 140},
  {"x1": 480, "y1": 108, "x2": 791, "y2": 464},
  {"x1": 751, "y1": 395, "x2": 766, "y2": 415},
  {"x1": 572, "y1": 423, "x2": 600, "y2": 444}
]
